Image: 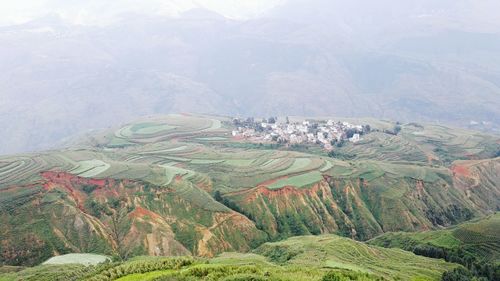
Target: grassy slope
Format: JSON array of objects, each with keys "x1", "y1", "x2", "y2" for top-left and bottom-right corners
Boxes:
[
  {"x1": 0, "y1": 234, "x2": 458, "y2": 281},
  {"x1": 368, "y1": 213, "x2": 500, "y2": 263},
  {"x1": 254, "y1": 235, "x2": 457, "y2": 280}
]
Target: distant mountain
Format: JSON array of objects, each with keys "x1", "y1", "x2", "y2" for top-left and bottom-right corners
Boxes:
[{"x1": 1, "y1": 1, "x2": 500, "y2": 155}]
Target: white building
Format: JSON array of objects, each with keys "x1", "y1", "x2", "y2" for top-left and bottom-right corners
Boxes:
[{"x1": 349, "y1": 133, "x2": 360, "y2": 143}]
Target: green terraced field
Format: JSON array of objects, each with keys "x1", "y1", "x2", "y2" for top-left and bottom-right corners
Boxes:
[
  {"x1": 0, "y1": 114, "x2": 498, "y2": 277},
  {"x1": 369, "y1": 213, "x2": 500, "y2": 263},
  {"x1": 329, "y1": 121, "x2": 499, "y2": 165},
  {"x1": 102, "y1": 114, "x2": 231, "y2": 146},
  {"x1": 0, "y1": 235, "x2": 458, "y2": 281},
  {"x1": 267, "y1": 171, "x2": 323, "y2": 189},
  {"x1": 70, "y1": 160, "x2": 111, "y2": 177},
  {"x1": 255, "y1": 235, "x2": 456, "y2": 280}
]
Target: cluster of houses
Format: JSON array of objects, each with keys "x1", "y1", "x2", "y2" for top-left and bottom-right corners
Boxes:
[{"x1": 231, "y1": 117, "x2": 370, "y2": 150}]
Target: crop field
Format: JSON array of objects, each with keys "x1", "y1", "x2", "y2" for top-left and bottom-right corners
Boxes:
[
  {"x1": 335, "y1": 132, "x2": 431, "y2": 163},
  {"x1": 267, "y1": 171, "x2": 323, "y2": 189},
  {"x1": 222, "y1": 159, "x2": 256, "y2": 167},
  {"x1": 70, "y1": 160, "x2": 111, "y2": 177},
  {"x1": 194, "y1": 136, "x2": 229, "y2": 141},
  {"x1": 0, "y1": 126, "x2": 457, "y2": 193},
  {"x1": 189, "y1": 159, "x2": 225, "y2": 164},
  {"x1": 1, "y1": 234, "x2": 458, "y2": 281},
  {"x1": 52, "y1": 114, "x2": 495, "y2": 191},
  {"x1": 106, "y1": 114, "x2": 230, "y2": 146},
  {"x1": 159, "y1": 164, "x2": 192, "y2": 185},
  {"x1": 111, "y1": 146, "x2": 336, "y2": 191},
  {"x1": 369, "y1": 213, "x2": 500, "y2": 262},
  {"x1": 43, "y1": 254, "x2": 110, "y2": 266},
  {"x1": 320, "y1": 159, "x2": 334, "y2": 172},
  {"x1": 0, "y1": 153, "x2": 78, "y2": 187},
  {"x1": 401, "y1": 124, "x2": 500, "y2": 162},
  {"x1": 328, "y1": 121, "x2": 499, "y2": 165},
  {"x1": 254, "y1": 235, "x2": 456, "y2": 280},
  {"x1": 0, "y1": 114, "x2": 498, "y2": 274}
]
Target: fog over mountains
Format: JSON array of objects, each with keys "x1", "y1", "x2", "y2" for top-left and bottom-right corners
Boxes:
[{"x1": 1, "y1": 0, "x2": 500, "y2": 154}]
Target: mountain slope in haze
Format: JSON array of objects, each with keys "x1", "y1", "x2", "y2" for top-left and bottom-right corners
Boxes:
[
  {"x1": 1, "y1": 1, "x2": 500, "y2": 154},
  {"x1": 0, "y1": 114, "x2": 498, "y2": 267}
]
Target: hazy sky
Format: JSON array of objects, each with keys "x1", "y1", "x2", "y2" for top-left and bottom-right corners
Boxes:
[{"x1": 0, "y1": 0, "x2": 285, "y2": 26}]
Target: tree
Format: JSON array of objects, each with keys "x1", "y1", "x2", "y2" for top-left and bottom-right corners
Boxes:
[
  {"x1": 256, "y1": 124, "x2": 264, "y2": 132},
  {"x1": 394, "y1": 125, "x2": 402, "y2": 135},
  {"x1": 336, "y1": 139, "x2": 345, "y2": 147},
  {"x1": 494, "y1": 149, "x2": 500, "y2": 158},
  {"x1": 213, "y1": 190, "x2": 223, "y2": 202},
  {"x1": 441, "y1": 267, "x2": 473, "y2": 281},
  {"x1": 345, "y1": 128, "x2": 356, "y2": 138},
  {"x1": 85, "y1": 199, "x2": 108, "y2": 218},
  {"x1": 109, "y1": 204, "x2": 132, "y2": 260},
  {"x1": 322, "y1": 272, "x2": 342, "y2": 281},
  {"x1": 82, "y1": 184, "x2": 98, "y2": 194}
]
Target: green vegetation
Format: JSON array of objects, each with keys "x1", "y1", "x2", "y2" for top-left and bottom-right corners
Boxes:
[
  {"x1": 70, "y1": 160, "x2": 111, "y2": 177},
  {"x1": 328, "y1": 122, "x2": 499, "y2": 165},
  {"x1": 0, "y1": 114, "x2": 498, "y2": 279},
  {"x1": 267, "y1": 171, "x2": 323, "y2": 189},
  {"x1": 369, "y1": 213, "x2": 500, "y2": 280},
  {"x1": 0, "y1": 235, "x2": 459, "y2": 281},
  {"x1": 254, "y1": 235, "x2": 456, "y2": 280}
]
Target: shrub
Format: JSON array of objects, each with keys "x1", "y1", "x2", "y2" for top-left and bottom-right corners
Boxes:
[
  {"x1": 82, "y1": 185, "x2": 98, "y2": 194},
  {"x1": 322, "y1": 272, "x2": 343, "y2": 281},
  {"x1": 441, "y1": 267, "x2": 473, "y2": 281},
  {"x1": 86, "y1": 257, "x2": 195, "y2": 281},
  {"x1": 222, "y1": 274, "x2": 268, "y2": 281}
]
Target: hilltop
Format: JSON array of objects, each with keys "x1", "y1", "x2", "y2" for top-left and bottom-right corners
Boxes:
[{"x1": 0, "y1": 114, "x2": 499, "y2": 268}]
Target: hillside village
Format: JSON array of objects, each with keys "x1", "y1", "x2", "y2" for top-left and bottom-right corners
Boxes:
[{"x1": 231, "y1": 117, "x2": 371, "y2": 150}]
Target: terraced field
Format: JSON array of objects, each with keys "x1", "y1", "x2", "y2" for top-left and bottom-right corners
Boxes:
[
  {"x1": 0, "y1": 114, "x2": 499, "y2": 270},
  {"x1": 369, "y1": 213, "x2": 500, "y2": 263},
  {"x1": 102, "y1": 114, "x2": 229, "y2": 147},
  {"x1": 0, "y1": 235, "x2": 458, "y2": 281},
  {"x1": 255, "y1": 235, "x2": 456, "y2": 280},
  {"x1": 331, "y1": 121, "x2": 499, "y2": 165}
]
